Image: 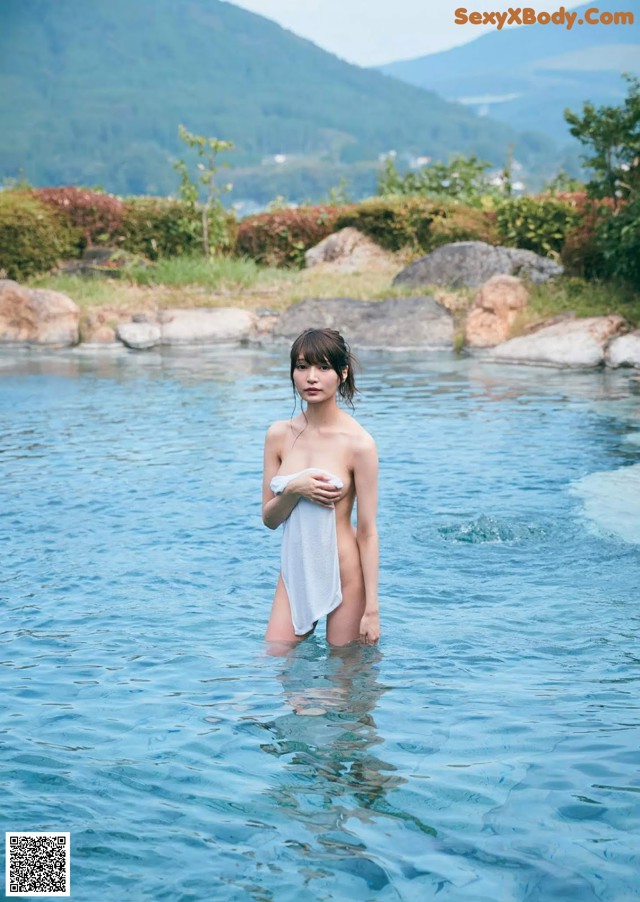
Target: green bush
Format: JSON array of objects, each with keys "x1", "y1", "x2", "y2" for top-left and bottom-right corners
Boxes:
[
  {"x1": 335, "y1": 196, "x2": 496, "y2": 253},
  {"x1": 377, "y1": 154, "x2": 499, "y2": 207},
  {"x1": 234, "y1": 205, "x2": 344, "y2": 267},
  {"x1": 0, "y1": 190, "x2": 81, "y2": 280},
  {"x1": 495, "y1": 195, "x2": 582, "y2": 257},
  {"x1": 119, "y1": 197, "x2": 236, "y2": 260},
  {"x1": 596, "y1": 198, "x2": 640, "y2": 288},
  {"x1": 425, "y1": 203, "x2": 498, "y2": 250}
]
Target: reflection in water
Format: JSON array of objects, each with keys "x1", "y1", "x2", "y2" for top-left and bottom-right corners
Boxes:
[{"x1": 250, "y1": 643, "x2": 434, "y2": 892}]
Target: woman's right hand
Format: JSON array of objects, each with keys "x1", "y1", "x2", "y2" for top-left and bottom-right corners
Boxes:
[{"x1": 286, "y1": 472, "x2": 342, "y2": 508}]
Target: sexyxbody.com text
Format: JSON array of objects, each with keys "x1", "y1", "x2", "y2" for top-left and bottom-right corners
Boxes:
[{"x1": 454, "y1": 6, "x2": 634, "y2": 29}]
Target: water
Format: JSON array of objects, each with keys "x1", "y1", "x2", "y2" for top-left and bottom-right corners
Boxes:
[{"x1": 1, "y1": 346, "x2": 639, "y2": 902}]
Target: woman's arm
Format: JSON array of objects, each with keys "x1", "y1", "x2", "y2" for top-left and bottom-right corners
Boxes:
[
  {"x1": 262, "y1": 423, "x2": 301, "y2": 530},
  {"x1": 262, "y1": 423, "x2": 343, "y2": 530},
  {"x1": 353, "y1": 433, "x2": 380, "y2": 643}
]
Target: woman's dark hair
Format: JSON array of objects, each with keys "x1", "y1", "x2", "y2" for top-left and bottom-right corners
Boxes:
[{"x1": 289, "y1": 328, "x2": 359, "y2": 409}]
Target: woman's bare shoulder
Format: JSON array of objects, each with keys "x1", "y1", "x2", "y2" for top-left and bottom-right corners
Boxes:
[
  {"x1": 265, "y1": 419, "x2": 287, "y2": 437},
  {"x1": 265, "y1": 418, "x2": 303, "y2": 443},
  {"x1": 344, "y1": 416, "x2": 377, "y2": 453}
]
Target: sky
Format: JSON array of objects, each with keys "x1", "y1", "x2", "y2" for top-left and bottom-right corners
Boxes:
[{"x1": 226, "y1": 0, "x2": 577, "y2": 66}]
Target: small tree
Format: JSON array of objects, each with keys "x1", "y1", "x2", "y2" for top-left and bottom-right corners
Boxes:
[
  {"x1": 377, "y1": 153, "x2": 501, "y2": 207},
  {"x1": 564, "y1": 74, "x2": 640, "y2": 208},
  {"x1": 173, "y1": 125, "x2": 234, "y2": 256},
  {"x1": 564, "y1": 76, "x2": 640, "y2": 287}
]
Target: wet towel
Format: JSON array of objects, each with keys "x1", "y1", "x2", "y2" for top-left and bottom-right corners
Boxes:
[{"x1": 270, "y1": 467, "x2": 343, "y2": 635}]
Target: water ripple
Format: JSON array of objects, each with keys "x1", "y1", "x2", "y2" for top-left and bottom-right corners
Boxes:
[{"x1": 1, "y1": 348, "x2": 639, "y2": 901}]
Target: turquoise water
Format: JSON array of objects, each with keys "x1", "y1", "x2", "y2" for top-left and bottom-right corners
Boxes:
[{"x1": 1, "y1": 347, "x2": 639, "y2": 902}]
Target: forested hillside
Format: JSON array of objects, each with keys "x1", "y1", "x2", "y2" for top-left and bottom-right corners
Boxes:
[
  {"x1": 1, "y1": 0, "x2": 563, "y2": 201},
  {"x1": 379, "y1": 0, "x2": 640, "y2": 143}
]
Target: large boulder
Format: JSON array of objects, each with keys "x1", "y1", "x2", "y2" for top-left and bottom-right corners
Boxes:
[
  {"x1": 157, "y1": 307, "x2": 255, "y2": 345},
  {"x1": 0, "y1": 280, "x2": 79, "y2": 346},
  {"x1": 464, "y1": 274, "x2": 529, "y2": 347},
  {"x1": 605, "y1": 332, "x2": 640, "y2": 369},
  {"x1": 305, "y1": 227, "x2": 398, "y2": 273},
  {"x1": 393, "y1": 241, "x2": 563, "y2": 289},
  {"x1": 273, "y1": 296, "x2": 454, "y2": 348},
  {"x1": 489, "y1": 315, "x2": 627, "y2": 368}
]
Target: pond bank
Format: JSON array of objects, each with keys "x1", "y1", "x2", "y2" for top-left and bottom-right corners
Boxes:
[{"x1": 3, "y1": 252, "x2": 640, "y2": 369}]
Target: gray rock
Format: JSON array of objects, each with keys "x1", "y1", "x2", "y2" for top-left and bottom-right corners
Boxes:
[
  {"x1": 273, "y1": 296, "x2": 454, "y2": 349},
  {"x1": 117, "y1": 322, "x2": 161, "y2": 350},
  {"x1": 158, "y1": 308, "x2": 255, "y2": 345},
  {"x1": 393, "y1": 241, "x2": 563, "y2": 289},
  {"x1": 57, "y1": 246, "x2": 149, "y2": 278},
  {"x1": 488, "y1": 315, "x2": 627, "y2": 368},
  {"x1": 605, "y1": 332, "x2": 640, "y2": 368}
]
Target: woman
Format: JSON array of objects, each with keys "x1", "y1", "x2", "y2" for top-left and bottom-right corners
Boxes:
[{"x1": 262, "y1": 328, "x2": 380, "y2": 647}]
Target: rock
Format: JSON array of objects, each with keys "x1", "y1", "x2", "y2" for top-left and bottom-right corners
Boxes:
[
  {"x1": 57, "y1": 246, "x2": 149, "y2": 278},
  {"x1": 523, "y1": 312, "x2": 575, "y2": 334},
  {"x1": 81, "y1": 306, "x2": 142, "y2": 344},
  {"x1": 87, "y1": 325, "x2": 118, "y2": 344},
  {"x1": 273, "y1": 296, "x2": 454, "y2": 348},
  {"x1": 489, "y1": 315, "x2": 627, "y2": 368},
  {"x1": 0, "y1": 279, "x2": 79, "y2": 346},
  {"x1": 157, "y1": 307, "x2": 255, "y2": 345},
  {"x1": 606, "y1": 331, "x2": 640, "y2": 368},
  {"x1": 465, "y1": 274, "x2": 529, "y2": 347},
  {"x1": 305, "y1": 227, "x2": 398, "y2": 272},
  {"x1": 117, "y1": 322, "x2": 162, "y2": 350},
  {"x1": 249, "y1": 308, "x2": 280, "y2": 343},
  {"x1": 392, "y1": 241, "x2": 563, "y2": 289}
]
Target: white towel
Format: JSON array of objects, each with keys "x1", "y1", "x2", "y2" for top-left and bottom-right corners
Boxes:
[{"x1": 270, "y1": 467, "x2": 343, "y2": 635}]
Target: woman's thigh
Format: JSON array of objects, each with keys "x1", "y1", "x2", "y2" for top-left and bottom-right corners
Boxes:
[
  {"x1": 265, "y1": 573, "x2": 313, "y2": 645},
  {"x1": 326, "y1": 581, "x2": 365, "y2": 647}
]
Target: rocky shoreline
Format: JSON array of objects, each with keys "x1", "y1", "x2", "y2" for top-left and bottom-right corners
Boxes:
[{"x1": 2, "y1": 238, "x2": 640, "y2": 370}]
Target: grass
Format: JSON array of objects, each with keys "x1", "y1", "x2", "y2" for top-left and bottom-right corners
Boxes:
[
  {"x1": 527, "y1": 277, "x2": 640, "y2": 328},
  {"x1": 27, "y1": 253, "x2": 411, "y2": 313},
  {"x1": 126, "y1": 253, "x2": 284, "y2": 291},
  {"x1": 27, "y1": 273, "x2": 132, "y2": 309}
]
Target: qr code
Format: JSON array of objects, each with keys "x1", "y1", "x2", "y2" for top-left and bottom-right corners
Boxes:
[{"x1": 5, "y1": 833, "x2": 70, "y2": 897}]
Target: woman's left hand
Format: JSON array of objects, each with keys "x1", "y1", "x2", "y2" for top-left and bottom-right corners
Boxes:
[{"x1": 359, "y1": 610, "x2": 380, "y2": 645}]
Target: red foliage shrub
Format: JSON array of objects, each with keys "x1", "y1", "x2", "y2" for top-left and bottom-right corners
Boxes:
[
  {"x1": 540, "y1": 191, "x2": 590, "y2": 208},
  {"x1": 234, "y1": 205, "x2": 347, "y2": 267},
  {"x1": 558, "y1": 195, "x2": 613, "y2": 278},
  {"x1": 31, "y1": 187, "x2": 125, "y2": 247}
]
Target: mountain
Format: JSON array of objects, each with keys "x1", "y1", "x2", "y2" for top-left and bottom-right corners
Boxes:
[
  {"x1": 378, "y1": 0, "x2": 640, "y2": 144},
  {"x1": 0, "y1": 0, "x2": 562, "y2": 202}
]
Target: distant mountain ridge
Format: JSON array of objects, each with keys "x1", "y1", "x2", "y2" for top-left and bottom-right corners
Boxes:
[
  {"x1": 378, "y1": 0, "x2": 640, "y2": 143},
  {"x1": 1, "y1": 0, "x2": 564, "y2": 201}
]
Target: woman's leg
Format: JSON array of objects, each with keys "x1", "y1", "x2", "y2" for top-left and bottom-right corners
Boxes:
[
  {"x1": 326, "y1": 578, "x2": 365, "y2": 647},
  {"x1": 265, "y1": 573, "x2": 315, "y2": 646}
]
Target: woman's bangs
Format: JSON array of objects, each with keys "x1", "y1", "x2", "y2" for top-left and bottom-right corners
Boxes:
[{"x1": 295, "y1": 332, "x2": 333, "y2": 367}]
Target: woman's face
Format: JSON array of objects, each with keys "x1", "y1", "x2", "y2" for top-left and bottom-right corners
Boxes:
[{"x1": 292, "y1": 355, "x2": 344, "y2": 402}]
